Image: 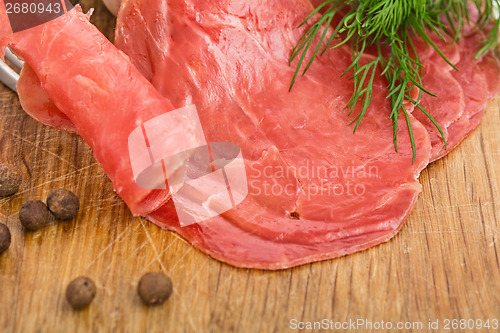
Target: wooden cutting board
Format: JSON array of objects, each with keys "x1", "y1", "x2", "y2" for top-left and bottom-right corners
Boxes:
[{"x1": 0, "y1": 2, "x2": 499, "y2": 332}]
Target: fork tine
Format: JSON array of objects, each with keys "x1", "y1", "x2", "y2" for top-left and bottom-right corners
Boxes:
[
  {"x1": 5, "y1": 48, "x2": 24, "y2": 70},
  {"x1": 0, "y1": 59, "x2": 19, "y2": 92}
]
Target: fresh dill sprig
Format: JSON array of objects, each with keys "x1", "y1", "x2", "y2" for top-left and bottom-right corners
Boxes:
[{"x1": 290, "y1": 0, "x2": 500, "y2": 162}]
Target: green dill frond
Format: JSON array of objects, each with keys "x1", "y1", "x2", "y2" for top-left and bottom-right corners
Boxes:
[{"x1": 290, "y1": 0, "x2": 500, "y2": 162}]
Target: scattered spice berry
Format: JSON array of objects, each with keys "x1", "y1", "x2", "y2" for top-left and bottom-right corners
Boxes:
[
  {"x1": 46, "y1": 189, "x2": 80, "y2": 220},
  {"x1": 0, "y1": 223, "x2": 11, "y2": 254},
  {"x1": 138, "y1": 272, "x2": 173, "y2": 306},
  {"x1": 0, "y1": 164, "x2": 22, "y2": 197},
  {"x1": 19, "y1": 200, "x2": 51, "y2": 231},
  {"x1": 66, "y1": 276, "x2": 96, "y2": 310}
]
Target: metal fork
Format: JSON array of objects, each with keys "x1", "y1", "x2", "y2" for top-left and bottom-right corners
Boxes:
[{"x1": 0, "y1": 48, "x2": 24, "y2": 92}]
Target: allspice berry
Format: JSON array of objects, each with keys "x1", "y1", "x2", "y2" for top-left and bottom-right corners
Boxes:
[
  {"x1": 66, "y1": 276, "x2": 96, "y2": 310},
  {"x1": 138, "y1": 272, "x2": 173, "y2": 306},
  {"x1": 0, "y1": 223, "x2": 11, "y2": 254},
  {"x1": 0, "y1": 164, "x2": 22, "y2": 197},
  {"x1": 19, "y1": 200, "x2": 51, "y2": 231},
  {"x1": 47, "y1": 189, "x2": 80, "y2": 220}
]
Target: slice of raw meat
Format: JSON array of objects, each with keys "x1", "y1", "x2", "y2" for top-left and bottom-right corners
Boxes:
[
  {"x1": 423, "y1": 30, "x2": 500, "y2": 161},
  {"x1": 4, "y1": 2, "x2": 431, "y2": 269},
  {"x1": 115, "y1": 0, "x2": 431, "y2": 268},
  {"x1": 432, "y1": 35, "x2": 490, "y2": 160},
  {"x1": 479, "y1": 52, "x2": 500, "y2": 96},
  {"x1": 17, "y1": 64, "x2": 78, "y2": 133},
  {"x1": 2, "y1": 6, "x2": 187, "y2": 217},
  {"x1": 413, "y1": 59, "x2": 465, "y2": 161},
  {"x1": 401, "y1": 8, "x2": 500, "y2": 161}
]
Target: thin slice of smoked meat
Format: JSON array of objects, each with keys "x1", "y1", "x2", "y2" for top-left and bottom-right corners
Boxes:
[
  {"x1": 17, "y1": 64, "x2": 78, "y2": 133},
  {"x1": 417, "y1": 29, "x2": 500, "y2": 161},
  {"x1": 1, "y1": 6, "x2": 188, "y2": 217},
  {"x1": 115, "y1": 0, "x2": 431, "y2": 268},
  {"x1": 3, "y1": 2, "x2": 431, "y2": 269}
]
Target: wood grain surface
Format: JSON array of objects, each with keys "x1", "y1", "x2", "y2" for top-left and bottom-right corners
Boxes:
[{"x1": 0, "y1": 2, "x2": 499, "y2": 332}]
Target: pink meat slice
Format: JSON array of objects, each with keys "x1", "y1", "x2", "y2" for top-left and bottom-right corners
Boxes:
[
  {"x1": 433, "y1": 35, "x2": 490, "y2": 160},
  {"x1": 115, "y1": 0, "x2": 431, "y2": 268},
  {"x1": 3, "y1": 2, "x2": 431, "y2": 268},
  {"x1": 17, "y1": 64, "x2": 78, "y2": 133},
  {"x1": 479, "y1": 52, "x2": 500, "y2": 96},
  {"x1": 425, "y1": 31, "x2": 500, "y2": 161},
  {"x1": 412, "y1": 59, "x2": 465, "y2": 160},
  {"x1": 367, "y1": 29, "x2": 499, "y2": 162},
  {"x1": 2, "y1": 6, "x2": 176, "y2": 216}
]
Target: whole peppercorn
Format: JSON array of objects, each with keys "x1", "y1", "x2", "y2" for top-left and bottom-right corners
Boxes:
[
  {"x1": 19, "y1": 200, "x2": 51, "y2": 231},
  {"x1": 46, "y1": 189, "x2": 80, "y2": 220},
  {"x1": 0, "y1": 164, "x2": 22, "y2": 197},
  {"x1": 66, "y1": 276, "x2": 96, "y2": 310},
  {"x1": 138, "y1": 272, "x2": 173, "y2": 306},
  {"x1": 0, "y1": 223, "x2": 11, "y2": 254}
]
